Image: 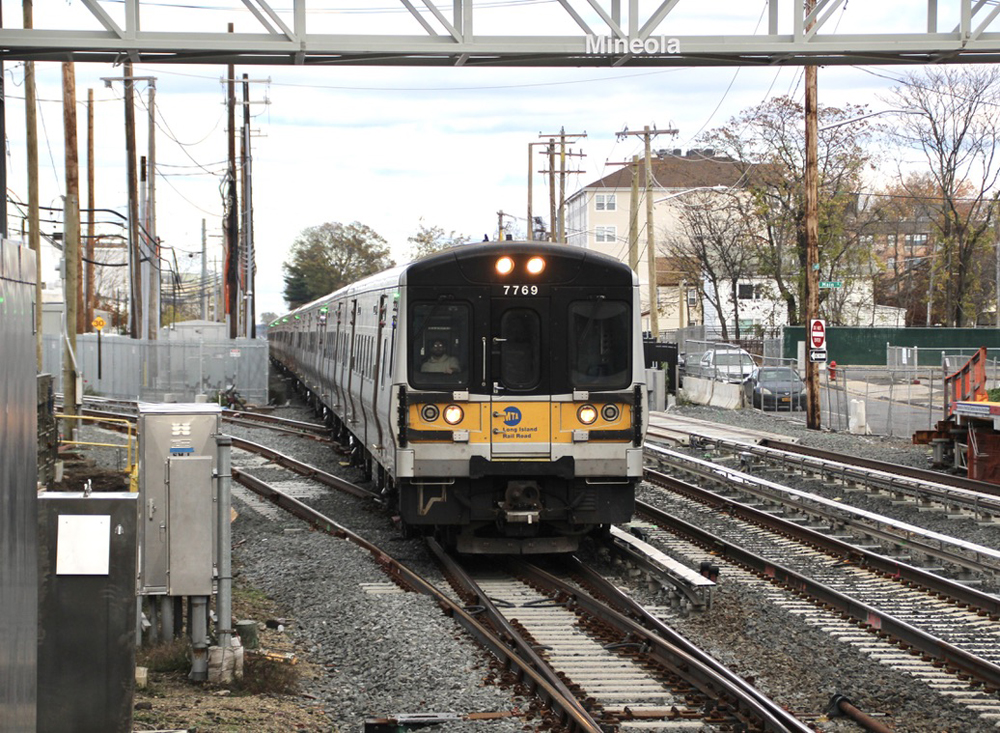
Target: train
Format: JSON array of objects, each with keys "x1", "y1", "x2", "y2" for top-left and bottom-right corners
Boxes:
[{"x1": 268, "y1": 241, "x2": 648, "y2": 553}]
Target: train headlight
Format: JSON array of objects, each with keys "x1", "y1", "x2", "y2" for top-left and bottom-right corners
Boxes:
[
  {"x1": 577, "y1": 404, "x2": 598, "y2": 425},
  {"x1": 495, "y1": 256, "x2": 515, "y2": 275},
  {"x1": 526, "y1": 256, "x2": 545, "y2": 275},
  {"x1": 443, "y1": 404, "x2": 464, "y2": 425},
  {"x1": 421, "y1": 404, "x2": 440, "y2": 422},
  {"x1": 601, "y1": 404, "x2": 620, "y2": 421}
]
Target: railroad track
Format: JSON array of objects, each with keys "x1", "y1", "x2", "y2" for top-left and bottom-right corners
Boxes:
[
  {"x1": 634, "y1": 465, "x2": 1000, "y2": 727},
  {"x1": 647, "y1": 415, "x2": 1000, "y2": 522},
  {"x1": 436, "y1": 550, "x2": 810, "y2": 732},
  {"x1": 226, "y1": 417, "x2": 810, "y2": 731}
]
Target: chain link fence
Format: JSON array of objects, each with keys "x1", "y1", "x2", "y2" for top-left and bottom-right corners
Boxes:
[{"x1": 43, "y1": 333, "x2": 269, "y2": 405}]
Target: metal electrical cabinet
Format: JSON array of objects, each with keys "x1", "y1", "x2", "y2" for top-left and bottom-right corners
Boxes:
[
  {"x1": 37, "y1": 492, "x2": 138, "y2": 733},
  {"x1": 137, "y1": 403, "x2": 221, "y2": 596}
]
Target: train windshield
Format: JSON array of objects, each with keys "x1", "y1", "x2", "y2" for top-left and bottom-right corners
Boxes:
[
  {"x1": 568, "y1": 300, "x2": 631, "y2": 389},
  {"x1": 410, "y1": 302, "x2": 470, "y2": 388}
]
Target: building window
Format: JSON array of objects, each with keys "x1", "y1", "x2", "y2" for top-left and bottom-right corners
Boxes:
[
  {"x1": 738, "y1": 283, "x2": 762, "y2": 300},
  {"x1": 686, "y1": 290, "x2": 697, "y2": 307},
  {"x1": 595, "y1": 193, "x2": 616, "y2": 211},
  {"x1": 887, "y1": 234, "x2": 897, "y2": 246},
  {"x1": 595, "y1": 226, "x2": 617, "y2": 243},
  {"x1": 904, "y1": 233, "x2": 928, "y2": 246},
  {"x1": 860, "y1": 234, "x2": 874, "y2": 246}
]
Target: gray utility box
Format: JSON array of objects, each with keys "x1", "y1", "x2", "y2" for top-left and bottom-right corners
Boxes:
[
  {"x1": 37, "y1": 492, "x2": 138, "y2": 733},
  {"x1": 137, "y1": 403, "x2": 221, "y2": 596}
]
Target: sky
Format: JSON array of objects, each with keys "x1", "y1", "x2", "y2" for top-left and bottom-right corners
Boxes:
[{"x1": 0, "y1": 0, "x2": 973, "y2": 321}]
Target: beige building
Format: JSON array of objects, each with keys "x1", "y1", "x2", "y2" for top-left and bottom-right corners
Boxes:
[{"x1": 565, "y1": 149, "x2": 745, "y2": 337}]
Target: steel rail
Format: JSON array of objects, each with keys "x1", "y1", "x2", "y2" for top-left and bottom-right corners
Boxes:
[
  {"x1": 223, "y1": 412, "x2": 334, "y2": 443},
  {"x1": 677, "y1": 433, "x2": 1000, "y2": 518},
  {"x1": 231, "y1": 469, "x2": 602, "y2": 733},
  {"x1": 636, "y1": 478, "x2": 1000, "y2": 691},
  {"x1": 220, "y1": 409, "x2": 330, "y2": 435},
  {"x1": 761, "y1": 438, "x2": 1000, "y2": 499},
  {"x1": 563, "y1": 555, "x2": 812, "y2": 732},
  {"x1": 423, "y1": 540, "x2": 601, "y2": 729},
  {"x1": 646, "y1": 444, "x2": 1000, "y2": 594},
  {"x1": 516, "y1": 560, "x2": 814, "y2": 733},
  {"x1": 230, "y1": 436, "x2": 373, "y2": 500}
]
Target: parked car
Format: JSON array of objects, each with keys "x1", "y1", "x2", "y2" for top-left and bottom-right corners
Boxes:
[
  {"x1": 745, "y1": 366, "x2": 807, "y2": 410},
  {"x1": 697, "y1": 347, "x2": 756, "y2": 383}
]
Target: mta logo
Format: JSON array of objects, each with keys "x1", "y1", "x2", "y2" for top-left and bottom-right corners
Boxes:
[{"x1": 502, "y1": 407, "x2": 522, "y2": 426}]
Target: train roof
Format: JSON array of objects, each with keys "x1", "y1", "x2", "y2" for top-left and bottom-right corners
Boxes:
[{"x1": 270, "y1": 241, "x2": 633, "y2": 327}]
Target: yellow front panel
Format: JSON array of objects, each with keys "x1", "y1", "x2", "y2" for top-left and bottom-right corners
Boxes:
[{"x1": 490, "y1": 401, "x2": 551, "y2": 447}]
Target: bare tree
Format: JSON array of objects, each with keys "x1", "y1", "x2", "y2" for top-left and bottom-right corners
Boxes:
[
  {"x1": 701, "y1": 96, "x2": 877, "y2": 326},
  {"x1": 883, "y1": 66, "x2": 1000, "y2": 326},
  {"x1": 663, "y1": 192, "x2": 756, "y2": 342}
]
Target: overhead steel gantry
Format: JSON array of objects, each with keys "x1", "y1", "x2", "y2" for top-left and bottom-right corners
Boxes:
[{"x1": 3, "y1": 0, "x2": 1000, "y2": 67}]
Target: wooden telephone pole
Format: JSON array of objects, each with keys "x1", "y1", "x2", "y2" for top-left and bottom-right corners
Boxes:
[
  {"x1": 62, "y1": 62, "x2": 80, "y2": 426},
  {"x1": 617, "y1": 125, "x2": 679, "y2": 341},
  {"x1": 24, "y1": 0, "x2": 42, "y2": 367},
  {"x1": 804, "y1": 0, "x2": 822, "y2": 430},
  {"x1": 226, "y1": 26, "x2": 239, "y2": 338},
  {"x1": 538, "y1": 129, "x2": 586, "y2": 242}
]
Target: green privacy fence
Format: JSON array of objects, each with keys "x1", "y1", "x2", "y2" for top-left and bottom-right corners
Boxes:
[{"x1": 782, "y1": 327, "x2": 1000, "y2": 366}]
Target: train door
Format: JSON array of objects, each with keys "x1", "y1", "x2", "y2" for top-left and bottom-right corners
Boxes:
[{"x1": 489, "y1": 300, "x2": 550, "y2": 459}]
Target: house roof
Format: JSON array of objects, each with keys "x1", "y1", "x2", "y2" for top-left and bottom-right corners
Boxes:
[{"x1": 583, "y1": 149, "x2": 749, "y2": 191}]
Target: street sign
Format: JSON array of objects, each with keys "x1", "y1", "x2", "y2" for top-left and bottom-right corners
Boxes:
[
  {"x1": 810, "y1": 349, "x2": 828, "y2": 363},
  {"x1": 810, "y1": 318, "x2": 826, "y2": 350},
  {"x1": 819, "y1": 281, "x2": 843, "y2": 289},
  {"x1": 92, "y1": 316, "x2": 106, "y2": 331}
]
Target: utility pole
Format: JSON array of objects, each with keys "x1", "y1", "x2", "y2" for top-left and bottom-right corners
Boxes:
[
  {"x1": 124, "y1": 61, "x2": 142, "y2": 339},
  {"x1": 24, "y1": 0, "x2": 42, "y2": 367},
  {"x1": 147, "y1": 80, "x2": 158, "y2": 341},
  {"x1": 242, "y1": 74, "x2": 255, "y2": 338},
  {"x1": 86, "y1": 88, "x2": 95, "y2": 328},
  {"x1": 804, "y1": 0, "x2": 821, "y2": 430},
  {"x1": 539, "y1": 130, "x2": 586, "y2": 243},
  {"x1": 526, "y1": 141, "x2": 550, "y2": 241},
  {"x1": 547, "y1": 140, "x2": 556, "y2": 242},
  {"x1": 629, "y1": 154, "x2": 640, "y2": 272},
  {"x1": 62, "y1": 62, "x2": 80, "y2": 429},
  {"x1": 201, "y1": 219, "x2": 208, "y2": 321},
  {"x1": 226, "y1": 28, "x2": 239, "y2": 339},
  {"x1": 617, "y1": 125, "x2": 679, "y2": 341}
]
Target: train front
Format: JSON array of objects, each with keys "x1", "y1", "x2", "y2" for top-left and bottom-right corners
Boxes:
[{"x1": 395, "y1": 242, "x2": 646, "y2": 554}]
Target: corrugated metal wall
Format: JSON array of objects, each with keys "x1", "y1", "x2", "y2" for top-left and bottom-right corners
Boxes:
[
  {"x1": 0, "y1": 240, "x2": 37, "y2": 733},
  {"x1": 783, "y1": 326, "x2": 1000, "y2": 366}
]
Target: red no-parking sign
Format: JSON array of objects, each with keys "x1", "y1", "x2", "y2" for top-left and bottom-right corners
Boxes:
[{"x1": 810, "y1": 319, "x2": 826, "y2": 350}]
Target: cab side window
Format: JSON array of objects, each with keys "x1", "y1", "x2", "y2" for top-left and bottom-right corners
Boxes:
[{"x1": 410, "y1": 303, "x2": 470, "y2": 389}]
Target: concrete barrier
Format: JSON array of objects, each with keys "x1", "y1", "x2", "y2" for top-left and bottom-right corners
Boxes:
[{"x1": 680, "y1": 376, "x2": 746, "y2": 409}]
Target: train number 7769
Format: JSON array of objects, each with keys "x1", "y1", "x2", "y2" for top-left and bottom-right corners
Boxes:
[{"x1": 502, "y1": 284, "x2": 539, "y2": 295}]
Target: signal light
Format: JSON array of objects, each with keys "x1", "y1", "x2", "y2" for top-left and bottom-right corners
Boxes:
[
  {"x1": 526, "y1": 257, "x2": 545, "y2": 275},
  {"x1": 495, "y1": 256, "x2": 515, "y2": 275},
  {"x1": 577, "y1": 405, "x2": 598, "y2": 425},
  {"x1": 421, "y1": 404, "x2": 440, "y2": 422},
  {"x1": 443, "y1": 405, "x2": 464, "y2": 425},
  {"x1": 601, "y1": 404, "x2": 620, "y2": 421}
]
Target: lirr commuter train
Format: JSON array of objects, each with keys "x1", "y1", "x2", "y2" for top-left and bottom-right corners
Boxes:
[{"x1": 269, "y1": 241, "x2": 648, "y2": 553}]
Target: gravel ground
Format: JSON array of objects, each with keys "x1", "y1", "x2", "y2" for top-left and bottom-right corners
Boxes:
[{"x1": 65, "y1": 393, "x2": 1000, "y2": 732}]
